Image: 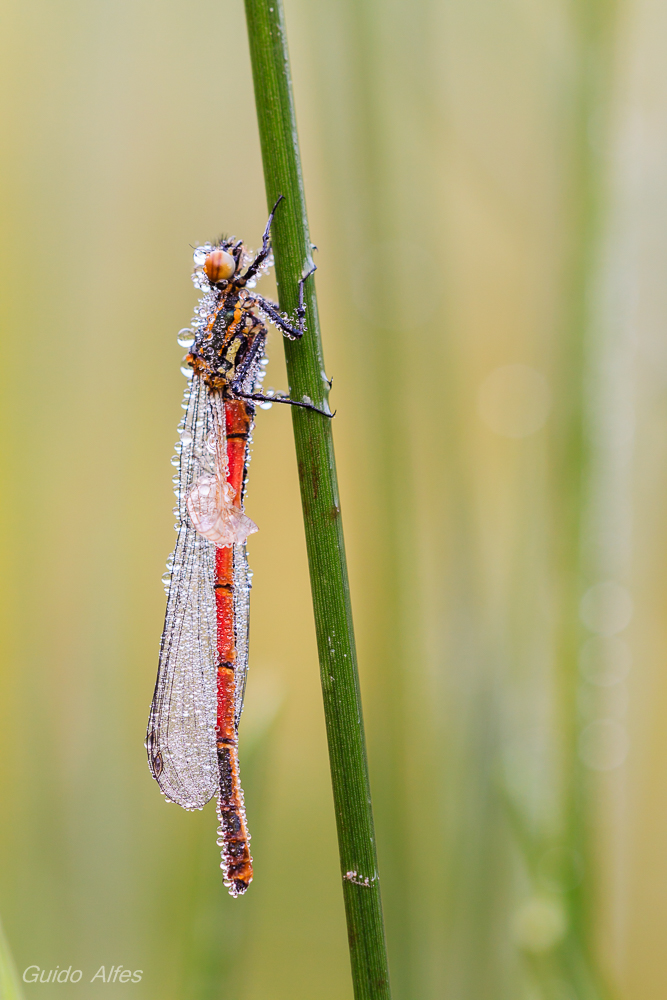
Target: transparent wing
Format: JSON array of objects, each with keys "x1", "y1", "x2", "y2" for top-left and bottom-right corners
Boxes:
[
  {"x1": 147, "y1": 376, "x2": 219, "y2": 810},
  {"x1": 232, "y1": 542, "x2": 251, "y2": 726}
]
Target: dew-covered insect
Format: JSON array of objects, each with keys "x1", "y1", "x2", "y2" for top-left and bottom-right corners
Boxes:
[{"x1": 146, "y1": 197, "x2": 331, "y2": 896}]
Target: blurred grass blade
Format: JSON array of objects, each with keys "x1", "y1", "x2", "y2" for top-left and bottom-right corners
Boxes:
[
  {"x1": 242, "y1": 0, "x2": 392, "y2": 997},
  {"x1": 0, "y1": 916, "x2": 24, "y2": 1000}
]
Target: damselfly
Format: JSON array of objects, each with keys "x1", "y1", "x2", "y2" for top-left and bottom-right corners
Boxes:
[{"x1": 147, "y1": 198, "x2": 330, "y2": 896}]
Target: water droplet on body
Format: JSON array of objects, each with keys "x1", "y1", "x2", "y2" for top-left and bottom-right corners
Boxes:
[{"x1": 177, "y1": 329, "x2": 195, "y2": 348}]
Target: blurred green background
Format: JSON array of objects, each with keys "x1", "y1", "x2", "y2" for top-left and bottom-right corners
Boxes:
[{"x1": 1, "y1": 0, "x2": 667, "y2": 997}]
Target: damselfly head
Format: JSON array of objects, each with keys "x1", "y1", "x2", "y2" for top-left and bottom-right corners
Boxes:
[{"x1": 204, "y1": 249, "x2": 236, "y2": 284}]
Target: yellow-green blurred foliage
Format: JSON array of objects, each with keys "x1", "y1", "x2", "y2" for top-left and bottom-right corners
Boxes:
[{"x1": 1, "y1": 0, "x2": 666, "y2": 997}]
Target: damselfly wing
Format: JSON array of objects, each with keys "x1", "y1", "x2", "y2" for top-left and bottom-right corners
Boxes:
[{"x1": 147, "y1": 375, "x2": 219, "y2": 811}]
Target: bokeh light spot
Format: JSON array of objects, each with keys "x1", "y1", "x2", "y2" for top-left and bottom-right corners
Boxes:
[
  {"x1": 578, "y1": 719, "x2": 629, "y2": 770},
  {"x1": 579, "y1": 582, "x2": 633, "y2": 635},
  {"x1": 512, "y1": 897, "x2": 567, "y2": 952}
]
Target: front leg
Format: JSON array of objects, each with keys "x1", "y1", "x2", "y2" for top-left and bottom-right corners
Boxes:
[
  {"x1": 247, "y1": 264, "x2": 317, "y2": 340},
  {"x1": 295, "y1": 264, "x2": 316, "y2": 331},
  {"x1": 237, "y1": 195, "x2": 284, "y2": 286}
]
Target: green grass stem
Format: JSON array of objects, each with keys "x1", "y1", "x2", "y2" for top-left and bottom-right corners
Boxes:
[{"x1": 242, "y1": 1, "x2": 392, "y2": 998}]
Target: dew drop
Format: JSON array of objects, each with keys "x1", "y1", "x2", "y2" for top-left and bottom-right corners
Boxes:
[{"x1": 177, "y1": 329, "x2": 195, "y2": 348}]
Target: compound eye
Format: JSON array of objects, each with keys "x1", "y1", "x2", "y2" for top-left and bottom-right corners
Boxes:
[{"x1": 204, "y1": 249, "x2": 236, "y2": 283}]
